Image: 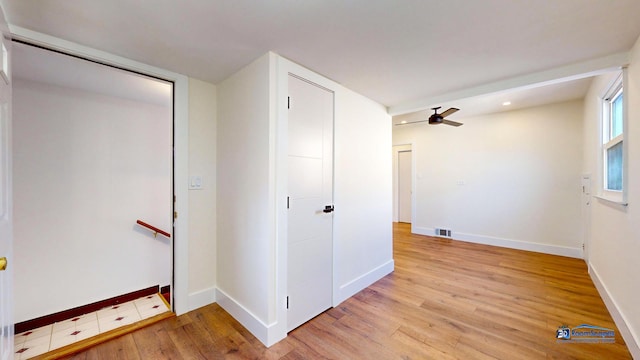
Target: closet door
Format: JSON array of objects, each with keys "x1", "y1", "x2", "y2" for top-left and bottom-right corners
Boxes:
[{"x1": 287, "y1": 74, "x2": 334, "y2": 331}]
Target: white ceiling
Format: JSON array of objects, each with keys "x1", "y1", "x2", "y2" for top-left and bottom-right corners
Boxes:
[
  {"x1": 3, "y1": 0, "x2": 640, "y2": 115},
  {"x1": 12, "y1": 42, "x2": 172, "y2": 107},
  {"x1": 394, "y1": 76, "x2": 595, "y2": 124}
]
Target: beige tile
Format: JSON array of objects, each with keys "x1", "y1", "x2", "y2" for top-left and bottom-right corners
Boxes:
[
  {"x1": 75, "y1": 326, "x2": 99, "y2": 342},
  {"x1": 50, "y1": 332, "x2": 76, "y2": 351},
  {"x1": 22, "y1": 333, "x2": 51, "y2": 348},
  {"x1": 136, "y1": 294, "x2": 170, "y2": 319},
  {"x1": 16, "y1": 324, "x2": 52, "y2": 342},
  {"x1": 133, "y1": 295, "x2": 157, "y2": 307},
  {"x1": 98, "y1": 320, "x2": 121, "y2": 333},
  {"x1": 76, "y1": 317, "x2": 100, "y2": 333},
  {"x1": 98, "y1": 314, "x2": 130, "y2": 333},
  {"x1": 15, "y1": 341, "x2": 50, "y2": 360},
  {"x1": 96, "y1": 306, "x2": 119, "y2": 319},
  {"x1": 120, "y1": 308, "x2": 142, "y2": 321},
  {"x1": 16, "y1": 293, "x2": 170, "y2": 358},
  {"x1": 52, "y1": 319, "x2": 76, "y2": 333},
  {"x1": 113, "y1": 302, "x2": 136, "y2": 312},
  {"x1": 14, "y1": 332, "x2": 26, "y2": 347},
  {"x1": 73, "y1": 312, "x2": 98, "y2": 325}
]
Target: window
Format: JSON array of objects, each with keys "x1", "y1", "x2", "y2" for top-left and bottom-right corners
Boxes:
[
  {"x1": 601, "y1": 72, "x2": 626, "y2": 204},
  {"x1": 604, "y1": 84, "x2": 623, "y2": 191}
]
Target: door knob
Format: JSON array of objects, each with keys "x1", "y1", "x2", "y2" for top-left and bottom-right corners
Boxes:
[
  {"x1": 0, "y1": 257, "x2": 6, "y2": 271},
  {"x1": 323, "y1": 205, "x2": 334, "y2": 213}
]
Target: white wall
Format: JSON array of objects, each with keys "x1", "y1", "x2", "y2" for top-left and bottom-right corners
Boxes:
[
  {"x1": 333, "y1": 87, "x2": 393, "y2": 302},
  {"x1": 13, "y1": 78, "x2": 172, "y2": 322},
  {"x1": 216, "y1": 53, "x2": 393, "y2": 346},
  {"x1": 187, "y1": 78, "x2": 217, "y2": 310},
  {"x1": 583, "y1": 35, "x2": 640, "y2": 357},
  {"x1": 394, "y1": 100, "x2": 584, "y2": 257},
  {"x1": 216, "y1": 53, "x2": 273, "y2": 328}
]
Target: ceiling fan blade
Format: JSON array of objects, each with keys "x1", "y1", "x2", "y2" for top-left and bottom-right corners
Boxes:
[
  {"x1": 442, "y1": 120, "x2": 463, "y2": 127},
  {"x1": 439, "y1": 107, "x2": 459, "y2": 118},
  {"x1": 395, "y1": 119, "x2": 429, "y2": 126}
]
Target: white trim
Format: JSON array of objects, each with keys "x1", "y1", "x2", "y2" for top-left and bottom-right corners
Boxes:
[
  {"x1": 334, "y1": 260, "x2": 395, "y2": 305},
  {"x1": 187, "y1": 287, "x2": 216, "y2": 312},
  {"x1": 274, "y1": 53, "x2": 289, "y2": 344},
  {"x1": 173, "y1": 77, "x2": 190, "y2": 316},
  {"x1": 389, "y1": 52, "x2": 630, "y2": 115},
  {"x1": 9, "y1": 26, "x2": 191, "y2": 315},
  {"x1": 599, "y1": 70, "x2": 628, "y2": 205},
  {"x1": 594, "y1": 194, "x2": 628, "y2": 207},
  {"x1": 413, "y1": 226, "x2": 583, "y2": 258},
  {"x1": 215, "y1": 288, "x2": 285, "y2": 347},
  {"x1": 621, "y1": 67, "x2": 629, "y2": 206},
  {"x1": 589, "y1": 263, "x2": 640, "y2": 359}
]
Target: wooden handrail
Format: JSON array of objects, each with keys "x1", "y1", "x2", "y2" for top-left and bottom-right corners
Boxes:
[{"x1": 136, "y1": 220, "x2": 171, "y2": 238}]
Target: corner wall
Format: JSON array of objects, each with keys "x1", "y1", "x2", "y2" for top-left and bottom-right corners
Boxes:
[
  {"x1": 216, "y1": 53, "x2": 274, "y2": 335},
  {"x1": 187, "y1": 78, "x2": 217, "y2": 310},
  {"x1": 583, "y1": 35, "x2": 640, "y2": 357},
  {"x1": 217, "y1": 53, "x2": 393, "y2": 346},
  {"x1": 394, "y1": 100, "x2": 584, "y2": 257}
]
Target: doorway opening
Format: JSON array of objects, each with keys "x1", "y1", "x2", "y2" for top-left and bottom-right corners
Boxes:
[
  {"x1": 393, "y1": 145, "x2": 413, "y2": 224},
  {"x1": 12, "y1": 41, "x2": 175, "y2": 329}
]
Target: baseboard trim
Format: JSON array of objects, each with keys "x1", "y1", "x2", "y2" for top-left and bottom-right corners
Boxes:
[
  {"x1": 335, "y1": 259, "x2": 395, "y2": 305},
  {"x1": 589, "y1": 263, "x2": 640, "y2": 359},
  {"x1": 215, "y1": 288, "x2": 282, "y2": 347},
  {"x1": 413, "y1": 227, "x2": 583, "y2": 259},
  {"x1": 187, "y1": 287, "x2": 216, "y2": 312},
  {"x1": 15, "y1": 285, "x2": 160, "y2": 334}
]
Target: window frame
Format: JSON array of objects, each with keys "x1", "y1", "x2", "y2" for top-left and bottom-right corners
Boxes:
[{"x1": 599, "y1": 70, "x2": 628, "y2": 205}]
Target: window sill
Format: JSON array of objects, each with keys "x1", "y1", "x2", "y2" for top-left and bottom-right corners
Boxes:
[{"x1": 594, "y1": 194, "x2": 628, "y2": 206}]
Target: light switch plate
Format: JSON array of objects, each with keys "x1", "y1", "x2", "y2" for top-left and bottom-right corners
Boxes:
[{"x1": 189, "y1": 175, "x2": 203, "y2": 190}]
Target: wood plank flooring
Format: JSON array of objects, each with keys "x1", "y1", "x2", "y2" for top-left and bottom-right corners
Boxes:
[{"x1": 66, "y1": 223, "x2": 631, "y2": 359}]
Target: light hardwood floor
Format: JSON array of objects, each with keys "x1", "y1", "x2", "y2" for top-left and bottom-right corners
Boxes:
[{"x1": 66, "y1": 223, "x2": 631, "y2": 359}]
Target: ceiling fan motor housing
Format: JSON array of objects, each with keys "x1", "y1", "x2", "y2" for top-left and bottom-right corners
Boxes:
[{"x1": 429, "y1": 115, "x2": 443, "y2": 125}]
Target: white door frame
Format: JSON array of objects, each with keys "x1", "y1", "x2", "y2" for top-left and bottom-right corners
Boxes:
[
  {"x1": 9, "y1": 27, "x2": 191, "y2": 315},
  {"x1": 581, "y1": 174, "x2": 591, "y2": 260},
  {"x1": 0, "y1": 8, "x2": 13, "y2": 359},
  {"x1": 392, "y1": 144, "x2": 413, "y2": 223},
  {"x1": 274, "y1": 56, "x2": 341, "y2": 345}
]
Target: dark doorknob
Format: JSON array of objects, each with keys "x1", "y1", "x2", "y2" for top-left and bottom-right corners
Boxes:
[{"x1": 323, "y1": 205, "x2": 334, "y2": 213}]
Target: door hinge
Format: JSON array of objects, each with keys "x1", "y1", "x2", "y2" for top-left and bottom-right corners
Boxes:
[
  {"x1": 174, "y1": 211, "x2": 178, "y2": 219},
  {"x1": 287, "y1": 196, "x2": 290, "y2": 209},
  {"x1": 287, "y1": 96, "x2": 290, "y2": 109},
  {"x1": 286, "y1": 296, "x2": 289, "y2": 309}
]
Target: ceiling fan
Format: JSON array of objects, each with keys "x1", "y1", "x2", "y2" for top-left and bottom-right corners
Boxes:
[{"x1": 396, "y1": 107, "x2": 463, "y2": 127}]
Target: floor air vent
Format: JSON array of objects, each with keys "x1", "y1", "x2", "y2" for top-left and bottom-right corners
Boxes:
[{"x1": 435, "y1": 228, "x2": 452, "y2": 238}]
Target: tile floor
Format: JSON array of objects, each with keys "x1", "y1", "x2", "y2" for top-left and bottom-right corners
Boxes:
[{"x1": 14, "y1": 293, "x2": 170, "y2": 360}]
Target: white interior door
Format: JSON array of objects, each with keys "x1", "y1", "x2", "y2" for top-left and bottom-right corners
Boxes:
[
  {"x1": 581, "y1": 174, "x2": 591, "y2": 259},
  {"x1": 287, "y1": 75, "x2": 333, "y2": 331},
  {"x1": 398, "y1": 150, "x2": 412, "y2": 223},
  {"x1": 0, "y1": 26, "x2": 13, "y2": 360}
]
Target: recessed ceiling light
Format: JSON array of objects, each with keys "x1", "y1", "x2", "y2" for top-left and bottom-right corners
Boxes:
[
  {"x1": 400, "y1": 120, "x2": 407, "y2": 124},
  {"x1": 502, "y1": 101, "x2": 511, "y2": 106}
]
